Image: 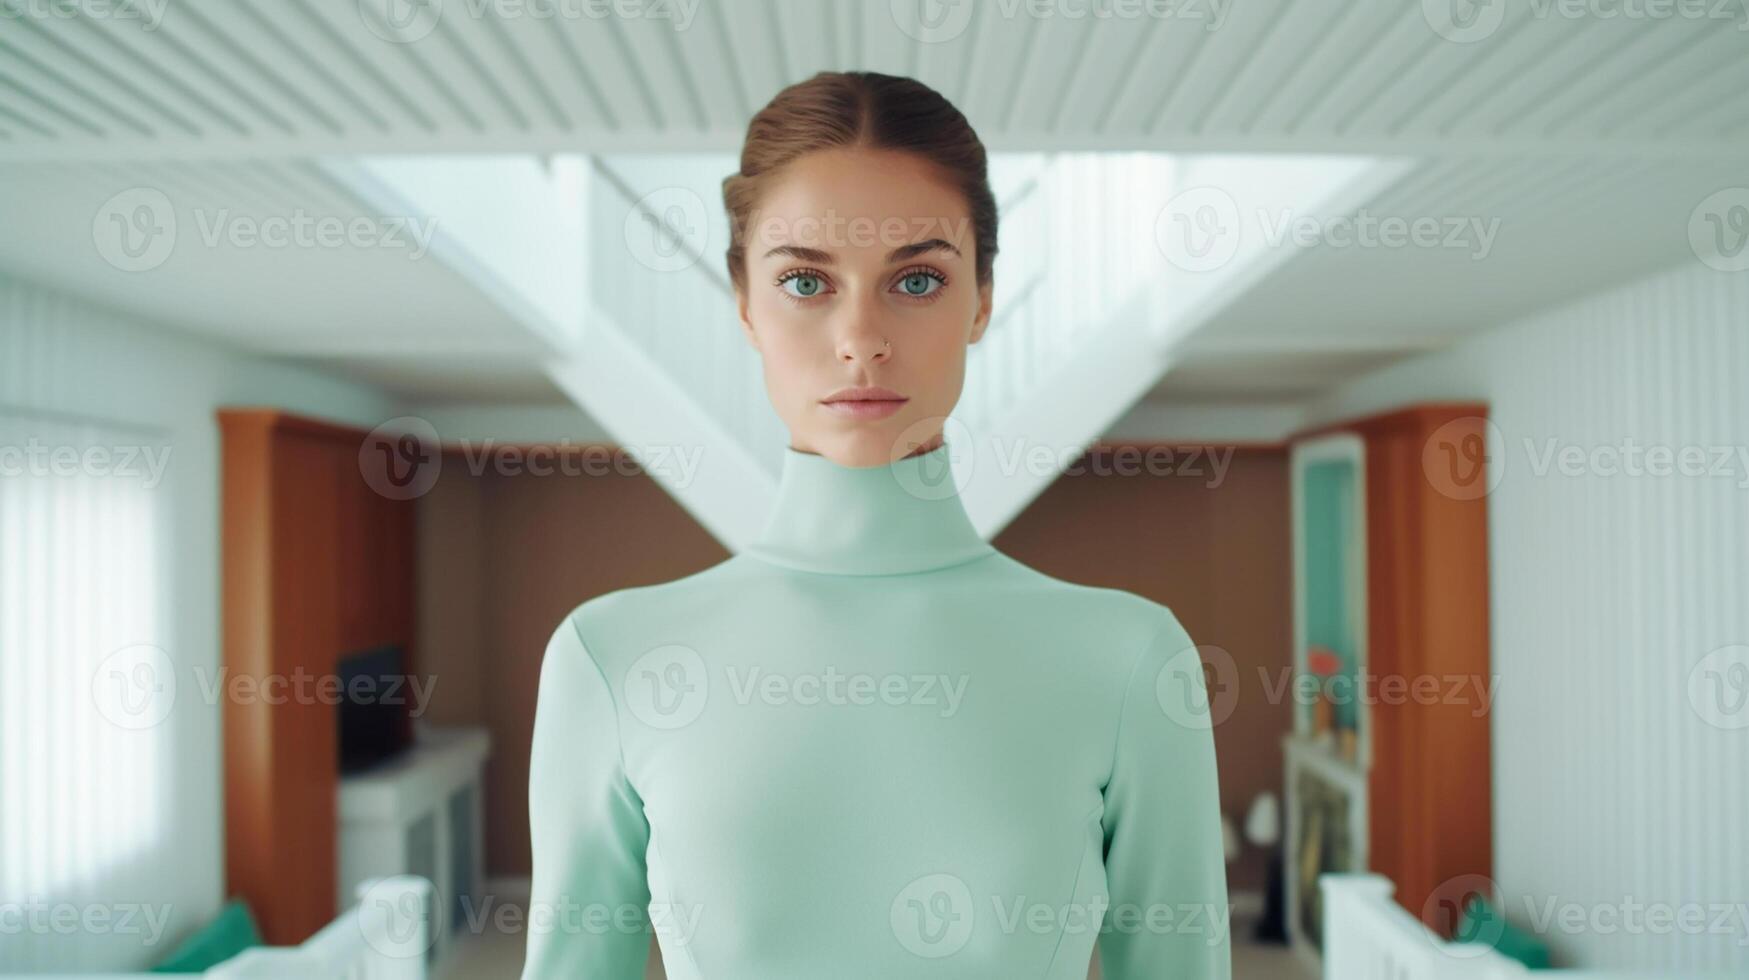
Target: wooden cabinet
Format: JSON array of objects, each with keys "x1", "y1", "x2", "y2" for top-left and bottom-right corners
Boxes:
[
  {"x1": 1284, "y1": 404, "x2": 1493, "y2": 958},
  {"x1": 219, "y1": 409, "x2": 417, "y2": 945},
  {"x1": 1353, "y1": 405, "x2": 1493, "y2": 935}
]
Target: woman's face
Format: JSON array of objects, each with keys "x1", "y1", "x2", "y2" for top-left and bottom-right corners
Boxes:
[{"x1": 735, "y1": 146, "x2": 993, "y2": 467}]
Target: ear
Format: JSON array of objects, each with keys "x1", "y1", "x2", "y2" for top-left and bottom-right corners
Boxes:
[
  {"x1": 968, "y1": 278, "x2": 993, "y2": 346},
  {"x1": 736, "y1": 285, "x2": 759, "y2": 350}
]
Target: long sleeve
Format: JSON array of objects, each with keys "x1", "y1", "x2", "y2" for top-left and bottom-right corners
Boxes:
[
  {"x1": 521, "y1": 612, "x2": 652, "y2": 979},
  {"x1": 1099, "y1": 607, "x2": 1232, "y2": 980}
]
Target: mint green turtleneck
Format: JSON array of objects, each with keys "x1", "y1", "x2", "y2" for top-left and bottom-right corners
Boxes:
[{"x1": 521, "y1": 441, "x2": 1231, "y2": 980}]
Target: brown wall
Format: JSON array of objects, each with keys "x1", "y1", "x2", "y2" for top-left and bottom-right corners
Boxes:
[
  {"x1": 419, "y1": 443, "x2": 1291, "y2": 895},
  {"x1": 415, "y1": 448, "x2": 729, "y2": 879}
]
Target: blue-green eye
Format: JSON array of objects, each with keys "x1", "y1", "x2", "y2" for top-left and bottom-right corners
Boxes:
[
  {"x1": 780, "y1": 273, "x2": 825, "y2": 298},
  {"x1": 895, "y1": 270, "x2": 944, "y2": 298}
]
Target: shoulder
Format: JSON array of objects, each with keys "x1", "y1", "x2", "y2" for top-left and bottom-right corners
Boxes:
[
  {"x1": 965, "y1": 553, "x2": 1198, "y2": 704},
  {"x1": 544, "y1": 556, "x2": 749, "y2": 672},
  {"x1": 983, "y1": 552, "x2": 1189, "y2": 655}
]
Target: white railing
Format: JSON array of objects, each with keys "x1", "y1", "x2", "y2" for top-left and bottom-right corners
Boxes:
[
  {"x1": 35, "y1": 876, "x2": 433, "y2": 980},
  {"x1": 586, "y1": 153, "x2": 784, "y2": 472},
  {"x1": 1321, "y1": 873, "x2": 1727, "y2": 980}
]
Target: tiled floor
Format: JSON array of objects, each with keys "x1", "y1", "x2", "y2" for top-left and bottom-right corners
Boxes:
[{"x1": 439, "y1": 907, "x2": 1316, "y2": 980}]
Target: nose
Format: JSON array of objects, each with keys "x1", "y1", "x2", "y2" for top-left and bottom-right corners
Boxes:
[
  {"x1": 839, "y1": 333, "x2": 891, "y2": 365},
  {"x1": 835, "y1": 294, "x2": 892, "y2": 366}
]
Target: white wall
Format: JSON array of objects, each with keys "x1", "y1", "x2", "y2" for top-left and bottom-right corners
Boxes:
[
  {"x1": 0, "y1": 272, "x2": 400, "y2": 971},
  {"x1": 1307, "y1": 261, "x2": 1749, "y2": 972}
]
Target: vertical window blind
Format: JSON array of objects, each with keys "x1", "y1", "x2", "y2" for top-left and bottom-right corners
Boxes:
[{"x1": 0, "y1": 408, "x2": 171, "y2": 970}]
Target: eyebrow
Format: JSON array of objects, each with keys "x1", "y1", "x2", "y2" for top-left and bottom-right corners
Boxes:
[{"x1": 760, "y1": 238, "x2": 962, "y2": 264}]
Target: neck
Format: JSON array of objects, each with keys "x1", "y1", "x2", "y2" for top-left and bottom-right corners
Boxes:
[{"x1": 741, "y1": 439, "x2": 996, "y2": 576}]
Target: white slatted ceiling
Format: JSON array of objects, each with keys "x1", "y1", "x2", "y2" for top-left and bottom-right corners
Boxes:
[{"x1": 2, "y1": 0, "x2": 1748, "y2": 156}]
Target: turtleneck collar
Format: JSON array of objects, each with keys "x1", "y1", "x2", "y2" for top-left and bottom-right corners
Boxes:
[{"x1": 742, "y1": 440, "x2": 998, "y2": 577}]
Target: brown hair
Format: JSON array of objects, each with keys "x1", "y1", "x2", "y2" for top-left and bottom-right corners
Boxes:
[{"x1": 721, "y1": 70, "x2": 998, "y2": 294}]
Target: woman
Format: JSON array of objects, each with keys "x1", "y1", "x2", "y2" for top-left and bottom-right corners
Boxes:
[{"x1": 523, "y1": 70, "x2": 1230, "y2": 980}]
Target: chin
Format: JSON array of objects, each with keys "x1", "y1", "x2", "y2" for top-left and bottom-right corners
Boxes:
[{"x1": 803, "y1": 423, "x2": 903, "y2": 466}]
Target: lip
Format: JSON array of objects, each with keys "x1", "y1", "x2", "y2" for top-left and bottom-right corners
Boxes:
[{"x1": 821, "y1": 386, "x2": 908, "y2": 420}]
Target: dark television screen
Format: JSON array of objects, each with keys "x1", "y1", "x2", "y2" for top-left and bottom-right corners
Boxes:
[{"x1": 336, "y1": 644, "x2": 413, "y2": 773}]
